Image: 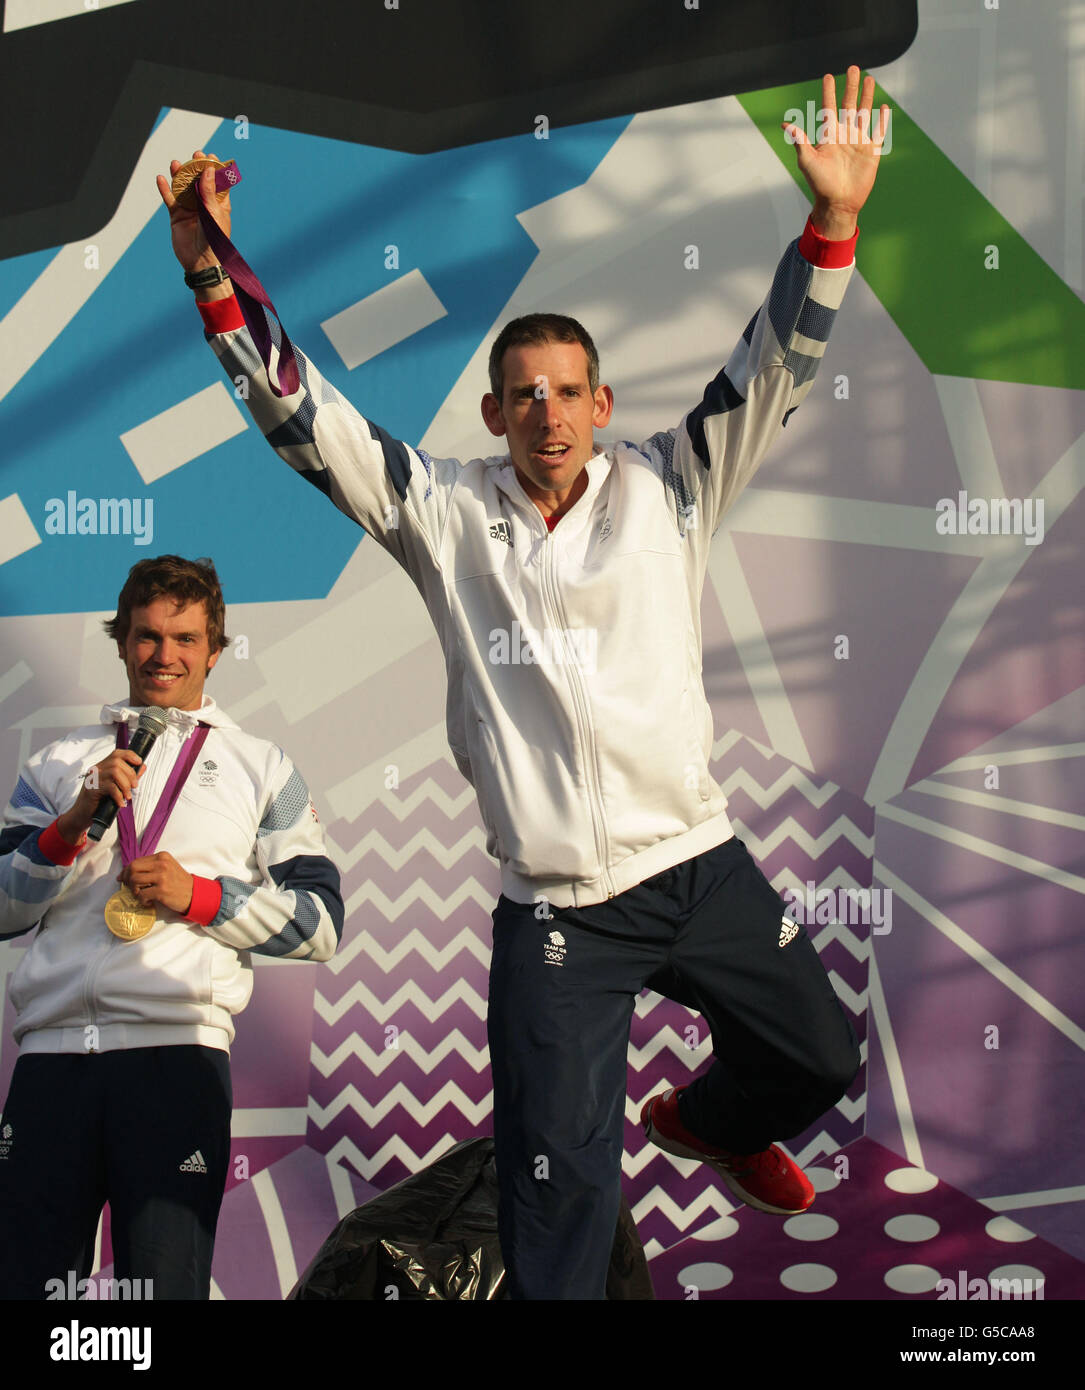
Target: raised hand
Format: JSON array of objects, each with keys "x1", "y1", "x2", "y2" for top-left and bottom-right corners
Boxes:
[
  {"x1": 782, "y1": 67, "x2": 890, "y2": 240},
  {"x1": 155, "y1": 149, "x2": 233, "y2": 274}
]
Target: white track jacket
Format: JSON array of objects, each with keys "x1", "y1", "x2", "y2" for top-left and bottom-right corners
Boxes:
[
  {"x1": 202, "y1": 223, "x2": 854, "y2": 907},
  {"x1": 0, "y1": 698, "x2": 342, "y2": 1051}
]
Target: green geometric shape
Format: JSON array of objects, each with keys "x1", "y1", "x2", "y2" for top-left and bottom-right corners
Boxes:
[{"x1": 738, "y1": 77, "x2": 1085, "y2": 389}]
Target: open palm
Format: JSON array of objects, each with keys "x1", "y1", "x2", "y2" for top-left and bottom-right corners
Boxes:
[{"x1": 784, "y1": 67, "x2": 890, "y2": 224}]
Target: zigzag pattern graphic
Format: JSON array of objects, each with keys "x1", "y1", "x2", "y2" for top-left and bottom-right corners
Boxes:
[
  {"x1": 339, "y1": 877, "x2": 497, "y2": 923},
  {"x1": 340, "y1": 825, "x2": 488, "y2": 875},
  {"x1": 313, "y1": 1029, "x2": 489, "y2": 1078},
  {"x1": 323, "y1": 1133, "x2": 463, "y2": 1185},
  {"x1": 309, "y1": 1080, "x2": 493, "y2": 1129},
  {"x1": 303, "y1": 736, "x2": 872, "y2": 1255},
  {"x1": 633, "y1": 1184, "x2": 739, "y2": 1261},
  {"x1": 315, "y1": 977, "x2": 488, "y2": 1027},
  {"x1": 324, "y1": 926, "x2": 492, "y2": 980}
]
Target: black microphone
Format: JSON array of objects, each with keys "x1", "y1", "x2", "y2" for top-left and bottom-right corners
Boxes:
[{"x1": 87, "y1": 707, "x2": 170, "y2": 842}]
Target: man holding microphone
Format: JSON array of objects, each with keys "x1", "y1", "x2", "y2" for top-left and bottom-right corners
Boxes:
[{"x1": 0, "y1": 555, "x2": 343, "y2": 1299}]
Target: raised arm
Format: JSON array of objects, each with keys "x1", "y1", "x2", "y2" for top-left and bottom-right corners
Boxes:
[
  {"x1": 157, "y1": 151, "x2": 458, "y2": 578},
  {"x1": 641, "y1": 66, "x2": 888, "y2": 546}
]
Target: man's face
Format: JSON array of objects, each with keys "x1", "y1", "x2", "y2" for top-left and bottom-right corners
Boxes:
[
  {"x1": 118, "y1": 597, "x2": 220, "y2": 711},
  {"x1": 481, "y1": 340, "x2": 613, "y2": 500}
]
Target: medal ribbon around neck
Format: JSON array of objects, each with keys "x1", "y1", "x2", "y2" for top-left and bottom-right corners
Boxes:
[
  {"x1": 103, "y1": 720, "x2": 210, "y2": 942},
  {"x1": 115, "y1": 720, "x2": 210, "y2": 862}
]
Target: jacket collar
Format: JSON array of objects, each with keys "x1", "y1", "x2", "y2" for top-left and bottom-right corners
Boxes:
[
  {"x1": 492, "y1": 446, "x2": 612, "y2": 520},
  {"x1": 100, "y1": 695, "x2": 237, "y2": 735}
]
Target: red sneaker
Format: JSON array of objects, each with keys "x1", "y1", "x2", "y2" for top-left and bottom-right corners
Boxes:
[{"x1": 640, "y1": 1086, "x2": 815, "y2": 1215}]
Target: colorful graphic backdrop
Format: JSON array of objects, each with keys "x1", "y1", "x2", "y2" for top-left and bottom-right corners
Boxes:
[{"x1": 0, "y1": 0, "x2": 1081, "y2": 1300}]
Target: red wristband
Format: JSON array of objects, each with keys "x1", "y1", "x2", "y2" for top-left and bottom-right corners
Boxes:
[
  {"x1": 798, "y1": 214, "x2": 859, "y2": 269},
  {"x1": 186, "y1": 875, "x2": 223, "y2": 926},
  {"x1": 197, "y1": 294, "x2": 245, "y2": 335},
  {"x1": 39, "y1": 820, "x2": 85, "y2": 866}
]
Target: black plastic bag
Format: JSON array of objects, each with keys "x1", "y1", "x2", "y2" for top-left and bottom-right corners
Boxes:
[{"x1": 289, "y1": 1136, "x2": 653, "y2": 1300}]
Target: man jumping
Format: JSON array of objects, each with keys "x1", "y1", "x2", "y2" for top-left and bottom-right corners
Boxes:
[{"x1": 159, "y1": 66, "x2": 889, "y2": 1299}]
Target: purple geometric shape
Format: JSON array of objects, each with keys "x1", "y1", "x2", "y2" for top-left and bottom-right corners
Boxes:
[
  {"x1": 701, "y1": 581, "x2": 775, "y2": 752},
  {"x1": 975, "y1": 380, "x2": 1085, "y2": 504},
  {"x1": 230, "y1": 962, "x2": 315, "y2": 1110},
  {"x1": 224, "y1": 1136, "x2": 308, "y2": 1194},
  {"x1": 212, "y1": 1145, "x2": 378, "y2": 1299},
  {"x1": 867, "y1": 810, "x2": 1085, "y2": 1261},
  {"x1": 647, "y1": 1137, "x2": 1085, "y2": 1300},
  {"x1": 765, "y1": 272, "x2": 962, "y2": 507},
  {"x1": 730, "y1": 530, "x2": 981, "y2": 799},
  {"x1": 907, "y1": 488, "x2": 1085, "y2": 785},
  {"x1": 930, "y1": 757, "x2": 1085, "y2": 822}
]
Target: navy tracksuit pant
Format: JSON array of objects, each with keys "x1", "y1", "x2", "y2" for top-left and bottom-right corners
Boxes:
[
  {"x1": 487, "y1": 837, "x2": 860, "y2": 1300},
  {"x1": 0, "y1": 1046, "x2": 232, "y2": 1300}
]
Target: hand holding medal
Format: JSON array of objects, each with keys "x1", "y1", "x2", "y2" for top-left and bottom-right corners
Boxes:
[
  {"x1": 156, "y1": 152, "x2": 234, "y2": 286},
  {"x1": 157, "y1": 148, "x2": 301, "y2": 398},
  {"x1": 115, "y1": 852, "x2": 195, "y2": 939},
  {"x1": 169, "y1": 155, "x2": 236, "y2": 213}
]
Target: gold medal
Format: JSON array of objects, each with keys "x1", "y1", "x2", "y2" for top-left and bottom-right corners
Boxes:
[
  {"x1": 171, "y1": 157, "x2": 232, "y2": 211},
  {"x1": 104, "y1": 886, "x2": 156, "y2": 942}
]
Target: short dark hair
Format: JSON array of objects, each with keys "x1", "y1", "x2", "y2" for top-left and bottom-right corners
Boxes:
[
  {"x1": 104, "y1": 555, "x2": 230, "y2": 654},
  {"x1": 488, "y1": 313, "x2": 600, "y2": 401}
]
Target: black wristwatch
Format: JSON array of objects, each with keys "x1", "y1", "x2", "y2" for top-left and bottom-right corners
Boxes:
[{"x1": 184, "y1": 264, "x2": 231, "y2": 289}]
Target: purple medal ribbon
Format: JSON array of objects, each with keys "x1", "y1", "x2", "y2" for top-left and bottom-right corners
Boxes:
[
  {"x1": 114, "y1": 722, "x2": 210, "y2": 864},
  {"x1": 194, "y1": 162, "x2": 301, "y2": 399}
]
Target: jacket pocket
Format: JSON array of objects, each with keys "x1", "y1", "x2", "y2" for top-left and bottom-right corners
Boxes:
[
  {"x1": 95, "y1": 926, "x2": 215, "y2": 1017},
  {"x1": 463, "y1": 711, "x2": 506, "y2": 860},
  {"x1": 679, "y1": 684, "x2": 713, "y2": 803}
]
